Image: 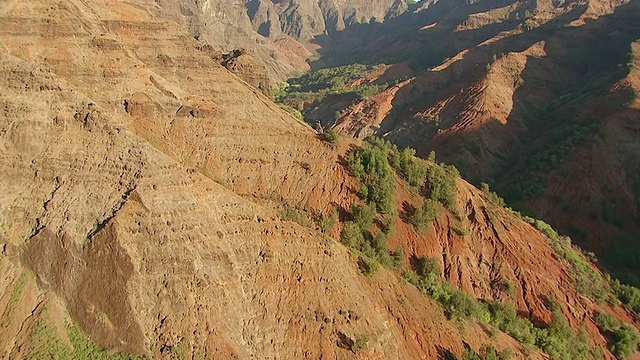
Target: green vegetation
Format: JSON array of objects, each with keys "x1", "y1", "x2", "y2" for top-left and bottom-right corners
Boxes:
[
  {"x1": 278, "y1": 104, "x2": 303, "y2": 120},
  {"x1": 315, "y1": 209, "x2": 339, "y2": 232},
  {"x1": 278, "y1": 204, "x2": 312, "y2": 228},
  {"x1": 481, "y1": 345, "x2": 512, "y2": 360},
  {"x1": 348, "y1": 137, "x2": 456, "y2": 216},
  {"x1": 11, "y1": 275, "x2": 27, "y2": 304},
  {"x1": 389, "y1": 146, "x2": 428, "y2": 187},
  {"x1": 29, "y1": 311, "x2": 141, "y2": 360},
  {"x1": 357, "y1": 256, "x2": 380, "y2": 276},
  {"x1": 612, "y1": 280, "x2": 640, "y2": 315},
  {"x1": 351, "y1": 335, "x2": 369, "y2": 353},
  {"x1": 463, "y1": 345, "x2": 511, "y2": 360},
  {"x1": 276, "y1": 63, "x2": 391, "y2": 118},
  {"x1": 273, "y1": 81, "x2": 289, "y2": 102},
  {"x1": 290, "y1": 63, "x2": 374, "y2": 92},
  {"x1": 323, "y1": 128, "x2": 339, "y2": 145},
  {"x1": 507, "y1": 120, "x2": 599, "y2": 201},
  {"x1": 340, "y1": 221, "x2": 365, "y2": 248},
  {"x1": 534, "y1": 308, "x2": 590, "y2": 360},
  {"x1": 339, "y1": 202, "x2": 402, "y2": 272},
  {"x1": 480, "y1": 182, "x2": 505, "y2": 208},
  {"x1": 410, "y1": 199, "x2": 438, "y2": 232},
  {"x1": 487, "y1": 301, "x2": 535, "y2": 344},
  {"x1": 595, "y1": 310, "x2": 640, "y2": 359},
  {"x1": 347, "y1": 137, "x2": 396, "y2": 214},
  {"x1": 351, "y1": 203, "x2": 376, "y2": 231},
  {"x1": 406, "y1": 256, "x2": 489, "y2": 322},
  {"x1": 531, "y1": 219, "x2": 607, "y2": 303},
  {"x1": 612, "y1": 325, "x2": 640, "y2": 359},
  {"x1": 404, "y1": 255, "x2": 593, "y2": 360},
  {"x1": 425, "y1": 161, "x2": 459, "y2": 211}
]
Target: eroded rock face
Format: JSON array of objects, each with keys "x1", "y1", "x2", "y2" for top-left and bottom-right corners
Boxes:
[
  {"x1": 209, "y1": 48, "x2": 273, "y2": 98},
  {"x1": 157, "y1": 0, "x2": 411, "y2": 82},
  {"x1": 247, "y1": 0, "x2": 409, "y2": 43},
  {"x1": 0, "y1": 0, "x2": 634, "y2": 359}
]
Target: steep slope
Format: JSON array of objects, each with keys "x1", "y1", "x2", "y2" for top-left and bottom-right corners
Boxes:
[
  {"x1": 0, "y1": 4, "x2": 526, "y2": 358},
  {"x1": 0, "y1": 0, "x2": 638, "y2": 359},
  {"x1": 278, "y1": 0, "x2": 640, "y2": 282},
  {"x1": 155, "y1": 0, "x2": 412, "y2": 83}
]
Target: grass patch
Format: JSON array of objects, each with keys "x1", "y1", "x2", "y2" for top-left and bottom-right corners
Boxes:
[
  {"x1": 11, "y1": 275, "x2": 27, "y2": 304},
  {"x1": 278, "y1": 205, "x2": 312, "y2": 228},
  {"x1": 29, "y1": 309, "x2": 141, "y2": 360},
  {"x1": 351, "y1": 335, "x2": 369, "y2": 353}
]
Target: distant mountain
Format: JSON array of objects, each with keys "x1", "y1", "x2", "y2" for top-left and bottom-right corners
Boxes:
[{"x1": 157, "y1": 0, "x2": 412, "y2": 82}]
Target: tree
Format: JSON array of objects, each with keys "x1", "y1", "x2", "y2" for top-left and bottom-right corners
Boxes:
[{"x1": 411, "y1": 199, "x2": 438, "y2": 232}]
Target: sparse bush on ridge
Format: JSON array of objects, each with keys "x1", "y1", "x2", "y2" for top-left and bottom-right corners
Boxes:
[
  {"x1": 404, "y1": 255, "x2": 592, "y2": 360},
  {"x1": 411, "y1": 199, "x2": 438, "y2": 231},
  {"x1": 612, "y1": 280, "x2": 640, "y2": 314},
  {"x1": 595, "y1": 310, "x2": 640, "y2": 359},
  {"x1": 531, "y1": 218, "x2": 607, "y2": 303},
  {"x1": 315, "y1": 209, "x2": 338, "y2": 232},
  {"x1": 278, "y1": 104, "x2": 303, "y2": 120},
  {"x1": 351, "y1": 335, "x2": 369, "y2": 353},
  {"x1": 425, "y1": 162, "x2": 458, "y2": 211},
  {"x1": 323, "y1": 128, "x2": 339, "y2": 145},
  {"x1": 341, "y1": 221, "x2": 364, "y2": 248},
  {"x1": 278, "y1": 204, "x2": 312, "y2": 227},
  {"x1": 611, "y1": 325, "x2": 640, "y2": 359},
  {"x1": 350, "y1": 203, "x2": 376, "y2": 231},
  {"x1": 347, "y1": 137, "x2": 396, "y2": 214},
  {"x1": 358, "y1": 256, "x2": 379, "y2": 275}
]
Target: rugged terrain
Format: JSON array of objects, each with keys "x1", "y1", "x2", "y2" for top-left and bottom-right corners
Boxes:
[
  {"x1": 277, "y1": 0, "x2": 640, "y2": 284},
  {"x1": 0, "y1": 0, "x2": 639, "y2": 359},
  {"x1": 156, "y1": 0, "x2": 413, "y2": 82}
]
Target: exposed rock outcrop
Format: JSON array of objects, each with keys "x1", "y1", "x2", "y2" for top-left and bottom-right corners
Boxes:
[{"x1": 210, "y1": 48, "x2": 273, "y2": 98}]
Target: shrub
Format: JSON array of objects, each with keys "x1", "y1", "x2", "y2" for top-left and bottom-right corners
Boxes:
[
  {"x1": 414, "y1": 256, "x2": 439, "y2": 278},
  {"x1": 401, "y1": 269, "x2": 419, "y2": 286},
  {"x1": 351, "y1": 336, "x2": 369, "y2": 353},
  {"x1": 350, "y1": 203, "x2": 376, "y2": 232},
  {"x1": 532, "y1": 219, "x2": 607, "y2": 303},
  {"x1": 411, "y1": 199, "x2": 438, "y2": 232},
  {"x1": 380, "y1": 216, "x2": 395, "y2": 236},
  {"x1": 389, "y1": 146, "x2": 427, "y2": 187},
  {"x1": 595, "y1": 309, "x2": 640, "y2": 359},
  {"x1": 324, "y1": 128, "x2": 339, "y2": 145},
  {"x1": 595, "y1": 311, "x2": 617, "y2": 332},
  {"x1": 488, "y1": 301, "x2": 535, "y2": 344},
  {"x1": 391, "y1": 247, "x2": 404, "y2": 268},
  {"x1": 463, "y1": 348, "x2": 482, "y2": 360},
  {"x1": 315, "y1": 209, "x2": 338, "y2": 232},
  {"x1": 403, "y1": 160, "x2": 428, "y2": 187},
  {"x1": 612, "y1": 325, "x2": 640, "y2": 359},
  {"x1": 358, "y1": 256, "x2": 380, "y2": 276},
  {"x1": 534, "y1": 310, "x2": 589, "y2": 360},
  {"x1": 278, "y1": 205, "x2": 311, "y2": 227},
  {"x1": 480, "y1": 182, "x2": 505, "y2": 207},
  {"x1": 481, "y1": 345, "x2": 512, "y2": 360},
  {"x1": 278, "y1": 104, "x2": 303, "y2": 120},
  {"x1": 347, "y1": 137, "x2": 396, "y2": 214},
  {"x1": 425, "y1": 163, "x2": 458, "y2": 211},
  {"x1": 340, "y1": 221, "x2": 364, "y2": 248},
  {"x1": 613, "y1": 281, "x2": 640, "y2": 314}
]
